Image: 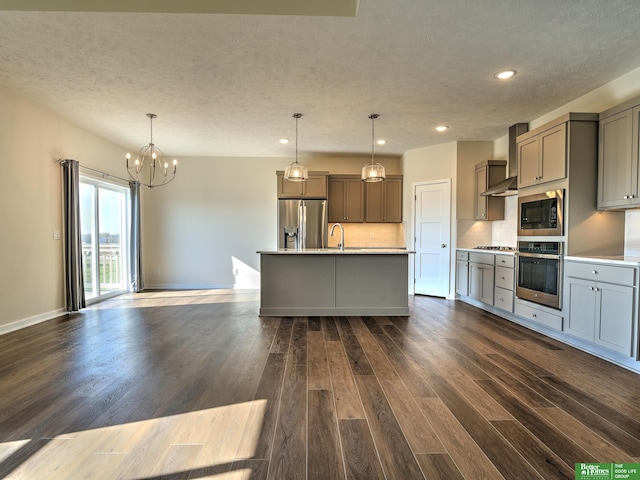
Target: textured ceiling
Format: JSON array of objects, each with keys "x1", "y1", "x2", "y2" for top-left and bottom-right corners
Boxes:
[{"x1": 1, "y1": 1, "x2": 640, "y2": 158}]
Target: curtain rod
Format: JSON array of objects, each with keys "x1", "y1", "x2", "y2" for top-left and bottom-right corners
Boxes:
[{"x1": 57, "y1": 159, "x2": 130, "y2": 184}]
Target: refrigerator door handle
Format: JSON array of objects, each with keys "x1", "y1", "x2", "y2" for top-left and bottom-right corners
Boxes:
[{"x1": 298, "y1": 202, "x2": 306, "y2": 250}]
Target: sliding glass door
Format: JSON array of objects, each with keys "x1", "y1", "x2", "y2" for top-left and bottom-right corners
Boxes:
[{"x1": 80, "y1": 178, "x2": 129, "y2": 301}]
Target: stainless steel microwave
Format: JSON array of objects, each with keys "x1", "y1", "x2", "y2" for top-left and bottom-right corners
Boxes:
[{"x1": 518, "y1": 190, "x2": 564, "y2": 236}]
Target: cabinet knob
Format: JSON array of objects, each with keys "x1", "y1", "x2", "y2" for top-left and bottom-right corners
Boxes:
[
  {"x1": 532, "y1": 313, "x2": 537, "y2": 318},
  {"x1": 624, "y1": 195, "x2": 629, "y2": 199},
  {"x1": 482, "y1": 213, "x2": 486, "y2": 217},
  {"x1": 441, "y1": 243, "x2": 447, "y2": 248},
  {"x1": 501, "y1": 276, "x2": 505, "y2": 280},
  {"x1": 630, "y1": 195, "x2": 635, "y2": 199},
  {"x1": 592, "y1": 270, "x2": 597, "y2": 274}
]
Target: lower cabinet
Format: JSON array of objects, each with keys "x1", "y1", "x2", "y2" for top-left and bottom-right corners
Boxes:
[
  {"x1": 494, "y1": 254, "x2": 515, "y2": 313},
  {"x1": 469, "y1": 252, "x2": 494, "y2": 305},
  {"x1": 564, "y1": 260, "x2": 637, "y2": 357},
  {"x1": 456, "y1": 251, "x2": 469, "y2": 296},
  {"x1": 513, "y1": 300, "x2": 563, "y2": 331}
]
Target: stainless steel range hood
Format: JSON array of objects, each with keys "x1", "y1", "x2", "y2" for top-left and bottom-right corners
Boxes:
[
  {"x1": 481, "y1": 175, "x2": 518, "y2": 196},
  {"x1": 482, "y1": 123, "x2": 528, "y2": 197}
]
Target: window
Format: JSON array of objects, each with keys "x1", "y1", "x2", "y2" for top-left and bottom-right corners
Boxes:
[{"x1": 80, "y1": 177, "x2": 129, "y2": 301}]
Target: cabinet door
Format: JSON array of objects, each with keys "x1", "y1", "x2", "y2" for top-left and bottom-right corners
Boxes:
[
  {"x1": 365, "y1": 178, "x2": 402, "y2": 223},
  {"x1": 517, "y1": 136, "x2": 540, "y2": 188},
  {"x1": 599, "y1": 109, "x2": 633, "y2": 208},
  {"x1": 328, "y1": 178, "x2": 346, "y2": 222},
  {"x1": 596, "y1": 282, "x2": 635, "y2": 356},
  {"x1": 278, "y1": 174, "x2": 304, "y2": 197},
  {"x1": 565, "y1": 278, "x2": 597, "y2": 341},
  {"x1": 345, "y1": 179, "x2": 365, "y2": 222},
  {"x1": 632, "y1": 105, "x2": 640, "y2": 206},
  {"x1": 475, "y1": 165, "x2": 488, "y2": 220},
  {"x1": 456, "y1": 260, "x2": 469, "y2": 296},
  {"x1": 365, "y1": 181, "x2": 384, "y2": 222},
  {"x1": 304, "y1": 175, "x2": 328, "y2": 197},
  {"x1": 469, "y1": 263, "x2": 494, "y2": 305},
  {"x1": 383, "y1": 178, "x2": 402, "y2": 222},
  {"x1": 539, "y1": 123, "x2": 566, "y2": 184}
]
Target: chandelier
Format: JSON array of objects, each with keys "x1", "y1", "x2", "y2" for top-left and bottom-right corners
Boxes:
[
  {"x1": 284, "y1": 113, "x2": 308, "y2": 182},
  {"x1": 361, "y1": 113, "x2": 386, "y2": 182},
  {"x1": 126, "y1": 113, "x2": 177, "y2": 188}
]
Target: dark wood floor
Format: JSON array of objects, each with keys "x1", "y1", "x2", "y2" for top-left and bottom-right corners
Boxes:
[{"x1": 1, "y1": 290, "x2": 639, "y2": 479}]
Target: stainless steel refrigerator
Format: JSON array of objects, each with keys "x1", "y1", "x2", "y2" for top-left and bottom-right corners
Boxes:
[{"x1": 278, "y1": 199, "x2": 328, "y2": 249}]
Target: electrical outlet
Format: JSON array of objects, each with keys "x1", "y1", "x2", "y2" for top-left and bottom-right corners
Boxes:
[
  {"x1": 369, "y1": 232, "x2": 375, "y2": 238},
  {"x1": 53, "y1": 230, "x2": 61, "y2": 240}
]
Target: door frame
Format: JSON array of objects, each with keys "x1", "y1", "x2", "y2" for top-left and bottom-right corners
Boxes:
[{"x1": 411, "y1": 179, "x2": 453, "y2": 298}]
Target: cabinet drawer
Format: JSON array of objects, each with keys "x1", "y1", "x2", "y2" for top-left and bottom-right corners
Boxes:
[
  {"x1": 469, "y1": 252, "x2": 494, "y2": 265},
  {"x1": 514, "y1": 302, "x2": 563, "y2": 331},
  {"x1": 495, "y1": 266, "x2": 514, "y2": 290},
  {"x1": 494, "y1": 287, "x2": 514, "y2": 313},
  {"x1": 456, "y1": 250, "x2": 469, "y2": 261},
  {"x1": 565, "y1": 261, "x2": 636, "y2": 286},
  {"x1": 495, "y1": 254, "x2": 515, "y2": 268}
]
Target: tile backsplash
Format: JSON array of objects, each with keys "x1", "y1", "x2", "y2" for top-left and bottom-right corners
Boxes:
[
  {"x1": 458, "y1": 197, "x2": 640, "y2": 255},
  {"x1": 457, "y1": 196, "x2": 518, "y2": 248},
  {"x1": 625, "y1": 210, "x2": 640, "y2": 256},
  {"x1": 327, "y1": 222, "x2": 406, "y2": 248}
]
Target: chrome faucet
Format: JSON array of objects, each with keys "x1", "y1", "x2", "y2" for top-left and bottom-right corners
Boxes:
[{"x1": 330, "y1": 223, "x2": 345, "y2": 251}]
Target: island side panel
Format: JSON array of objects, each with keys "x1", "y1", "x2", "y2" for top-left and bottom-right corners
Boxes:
[
  {"x1": 335, "y1": 254, "x2": 409, "y2": 314},
  {"x1": 260, "y1": 254, "x2": 336, "y2": 315}
]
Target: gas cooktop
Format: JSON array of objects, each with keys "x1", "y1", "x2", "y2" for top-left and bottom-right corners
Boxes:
[{"x1": 474, "y1": 246, "x2": 516, "y2": 252}]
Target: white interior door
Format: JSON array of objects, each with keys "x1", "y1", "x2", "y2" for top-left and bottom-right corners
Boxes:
[{"x1": 414, "y1": 180, "x2": 451, "y2": 297}]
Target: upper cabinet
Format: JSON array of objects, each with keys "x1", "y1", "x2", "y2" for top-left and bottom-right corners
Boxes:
[
  {"x1": 365, "y1": 176, "x2": 403, "y2": 223},
  {"x1": 598, "y1": 98, "x2": 640, "y2": 209},
  {"x1": 475, "y1": 160, "x2": 506, "y2": 221},
  {"x1": 328, "y1": 176, "x2": 365, "y2": 222},
  {"x1": 517, "y1": 123, "x2": 567, "y2": 188},
  {"x1": 277, "y1": 172, "x2": 328, "y2": 198},
  {"x1": 327, "y1": 175, "x2": 403, "y2": 223}
]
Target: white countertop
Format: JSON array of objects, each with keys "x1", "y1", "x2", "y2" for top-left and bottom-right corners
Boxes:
[
  {"x1": 457, "y1": 248, "x2": 516, "y2": 255},
  {"x1": 564, "y1": 255, "x2": 640, "y2": 266},
  {"x1": 258, "y1": 248, "x2": 414, "y2": 255}
]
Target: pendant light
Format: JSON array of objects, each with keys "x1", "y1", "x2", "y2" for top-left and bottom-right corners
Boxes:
[
  {"x1": 361, "y1": 114, "x2": 386, "y2": 182},
  {"x1": 284, "y1": 113, "x2": 308, "y2": 182},
  {"x1": 126, "y1": 113, "x2": 177, "y2": 189}
]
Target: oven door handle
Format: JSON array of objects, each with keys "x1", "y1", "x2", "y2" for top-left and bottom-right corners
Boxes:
[{"x1": 516, "y1": 252, "x2": 562, "y2": 260}]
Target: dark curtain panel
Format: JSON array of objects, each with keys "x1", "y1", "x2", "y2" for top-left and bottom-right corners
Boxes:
[
  {"x1": 129, "y1": 181, "x2": 144, "y2": 292},
  {"x1": 61, "y1": 159, "x2": 86, "y2": 312}
]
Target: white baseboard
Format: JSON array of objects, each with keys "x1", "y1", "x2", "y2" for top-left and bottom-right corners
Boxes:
[
  {"x1": 0, "y1": 308, "x2": 67, "y2": 336},
  {"x1": 143, "y1": 283, "x2": 236, "y2": 290}
]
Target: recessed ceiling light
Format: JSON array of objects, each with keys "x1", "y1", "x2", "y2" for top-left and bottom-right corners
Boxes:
[
  {"x1": 495, "y1": 69, "x2": 516, "y2": 80},
  {"x1": 279, "y1": 138, "x2": 290, "y2": 144},
  {"x1": 435, "y1": 125, "x2": 449, "y2": 132},
  {"x1": 377, "y1": 139, "x2": 386, "y2": 145}
]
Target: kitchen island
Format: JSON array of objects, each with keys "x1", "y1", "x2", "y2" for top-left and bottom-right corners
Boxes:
[{"x1": 257, "y1": 249, "x2": 413, "y2": 316}]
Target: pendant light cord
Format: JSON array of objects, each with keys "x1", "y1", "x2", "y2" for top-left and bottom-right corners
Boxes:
[
  {"x1": 293, "y1": 113, "x2": 302, "y2": 165},
  {"x1": 369, "y1": 113, "x2": 379, "y2": 166}
]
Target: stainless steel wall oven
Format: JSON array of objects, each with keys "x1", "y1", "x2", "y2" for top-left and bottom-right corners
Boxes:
[
  {"x1": 516, "y1": 241, "x2": 563, "y2": 309},
  {"x1": 518, "y1": 190, "x2": 564, "y2": 236}
]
